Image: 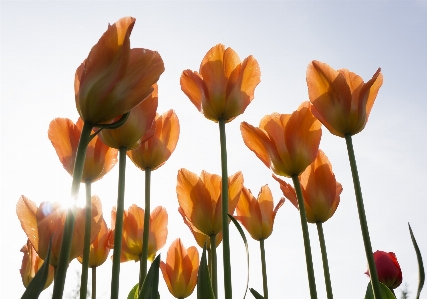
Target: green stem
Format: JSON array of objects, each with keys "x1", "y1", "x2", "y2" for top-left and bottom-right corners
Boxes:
[
  {"x1": 210, "y1": 234, "x2": 218, "y2": 299},
  {"x1": 218, "y1": 118, "x2": 232, "y2": 299},
  {"x1": 80, "y1": 181, "x2": 92, "y2": 299},
  {"x1": 92, "y1": 267, "x2": 96, "y2": 299},
  {"x1": 260, "y1": 239, "x2": 269, "y2": 299},
  {"x1": 139, "y1": 168, "x2": 151, "y2": 294},
  {"x1": 53, "y1": 121, "x2": 93, "y2": 298},
  {"x1": 345, "y1": 134, "x2": 382, "y2": 299},
  {"x1": 316, "y1": 222, "x2": 333, "y2": 299},
  {"x1": 111, "y1": 147, "x2": 127, "y2": 299},
  {"x1": 291, "y1": 175, "x2": 318, "y2": 299}
]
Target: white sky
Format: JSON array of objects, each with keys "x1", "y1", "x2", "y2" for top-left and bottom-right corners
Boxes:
[{"x1": 1, "y1": 1, "x2": 427, "y2": 298}]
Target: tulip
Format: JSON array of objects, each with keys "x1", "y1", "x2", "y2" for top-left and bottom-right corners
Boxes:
[
  {"x1": 20, "y1": 239, "x2": 54, "y2": 289},
  {"x1": 366, "y1": 251, "x2": 402, "y2": 289},
  {"x1": 109, "y1": 205, "x2": 168, "y2": 262},
  {"x1": 160, "y1": 239, "x2": 199, "y2": 298},
  {"x1": 48, "y1": 117, "x2": 118, "y2": 182},
  {"x1": 180, "y1": 44, "x2": 261, "y2": 123},
  {"x1": 273, "y1": 150, "x2": 342, "y2": 223},
  {"x1": 98, "y1": 84, "x2": 158, "y2": 150},
  {"x1": 241, "y1": 101, "x2": 322, "y2": 177},
  {"x1": 127, "y1": 109, "x2": 180, "y2": 171},
  {"x1": 75, "y1": 17, "x2": 164, "y2": 124},
  {"x1": 176, "y1": 169, "x2": 243, "y2": 237},
  {"x1": 235, "y1": 185, "x2": 284, "y2": 241},
  {"x1": 16, "y1": 196, "x2": 102, "y2": 266},
  {"x1": 306, "y1": 60, "x2": 383, "y2": 137}
]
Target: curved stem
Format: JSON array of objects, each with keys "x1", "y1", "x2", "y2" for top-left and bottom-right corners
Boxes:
[
  {"x1": 53, "y1": 121, "x2": 93, "y2": 298},
  {"x1": 92, "y1": 267, "x2": 96, "y2": 299},
  {"x1": 80, "y1": 181, "x2": 92, "y2": 299},
  {"x1": 291, "y1": 175, "x2": 318, "y2": 299},
  {"x1": 111, "y1": 147, "x2": 127, "y2": 299},
  {"x1": 316, "y1": 222, "x2": 333, "y2": 299},
  {"x1": 218, "y1": 118, "x2": 232, "y2": 299},
  {"x1": 260, "y1": 239, "x2": 269, "y2": 299},
  {"x1": 139, "y1": 168, "x2": 151, "y2": 293},
  {"x1": 210, "y1": 234, "x2": 218, "y2": 299},
  {"x1": 345, "y1": 134, "x2": 382, "y2": 299}
]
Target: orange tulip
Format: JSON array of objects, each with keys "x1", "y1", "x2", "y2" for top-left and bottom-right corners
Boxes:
[
  {"x1": 77, "y1": 217, "x2": 112, "y2": 268},
  {"x1": 16, "y1": 196, "x2": 102, "y2": 266},
  {"x1": 20, "y1": 239, "x2": 54, "y2": 289},
  {"x1": 235, "y1": 185, "x2": 285, "y2": 241},
  {"x1": 127, "y1": 109, "x2": 180, "y2": 171},
  {"x1": 75, "y1": 16, "x2": 164, "y2": 124},
  {"x1": 306, "y1": 60, "x2": 383, "y2": 137},
  {"x1": 178, "y1": 207, "x2": 223, "y2": 249},
  {"x1": 177, "y1": 169, "x2": 243, "y2": 237},
  {"x1": 160, "y1": 238, "x2": 199, "y2": 298},
  {"x1": 109, "y1": 205, "x2": 168, "y2": 262},
  {"x1": 48, "y1": 117, "x2": 118, "y2": 182},
  {"x1": 180, "y1": 44, "x2": 261, "y2": 123},
  {"x1": 273, "y1": 150, "x2": 342, "y2": 223},
  {"x1": 98, "y1": 84, "x2": 158, "y2": 150},
  {"x1": 241, "y1": 102, "x2": 322, "y2": 177}
]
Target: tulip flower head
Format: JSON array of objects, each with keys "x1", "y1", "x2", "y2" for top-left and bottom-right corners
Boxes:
[
  {"x1": 128, "y1": 109, "x2": 180, "y2": 171},
  {"x1": 160, "y1": 238, "x2": 199, "y2": 298},
  {"x1": 109, "y1": 205, "x2": 168, "y2": 262},
  {"x1": 75, "y1": 17, "x2": 164, "y2": 125},
  {"x1": 48, "y1": 117, "x2": 118, "y2": 182},
  {"x1": 20, "y1": 239, "x2": 54, "y2": 289},
  {"x1": 98, "y1": 84, "x2": 158, "y2": 150},
  {"x1": 241, "y1": 102, "x2": 322, "y2": 177},
  {"x1": 306, "y1": 60, "x2": 383, "y2": 137},
  {"x1": 273, "y1": 150, "x2": 342, "y2": 223},
  {"x1": 365, "y1": 251, "x2": 402, "y2": 289},
  {"x1": 177, "y1": 169, "x2": 243, "y2": 237},
  {"x1": 235, "y1": 185, "x2": 285, "y2": 241},
  {"x1": 16, "y1": 196, "x2": 102, "y2": 266},
  {"x1": 181, "y1": 44, "x2": 261, "y2": 123}
]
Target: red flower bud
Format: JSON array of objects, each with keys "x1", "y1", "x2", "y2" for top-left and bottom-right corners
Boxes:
[{"x1": 365, "y1": 251, "x2": 402, "y2": 289}]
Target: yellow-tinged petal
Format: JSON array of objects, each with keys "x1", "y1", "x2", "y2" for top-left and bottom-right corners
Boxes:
[
  {"x1": 148, "y1": 206, "x2": 168, "y2": 261},
  {"x1": 20, "y1": 240, "x2": 54, "y2": 289}
]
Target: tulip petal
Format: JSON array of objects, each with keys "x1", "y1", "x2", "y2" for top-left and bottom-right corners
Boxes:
[
  {"x1": 272, "y1": 174, "x2": 298, "y2": 209},
  {"x1": 17, "y1": 196, "x2": 39, "y2": 253},
  {"x1": 240, "y1": 122, "x2": 273, "y2": 169}
]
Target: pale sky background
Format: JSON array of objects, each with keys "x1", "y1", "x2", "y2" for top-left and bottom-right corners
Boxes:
[{"x1": 1, "y1": 1, "x2": 427, "y2": 298}]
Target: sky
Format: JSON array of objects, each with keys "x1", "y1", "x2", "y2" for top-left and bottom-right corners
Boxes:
[{"x1": 1, "y1": 1, "x2": 427, "y2": 298}]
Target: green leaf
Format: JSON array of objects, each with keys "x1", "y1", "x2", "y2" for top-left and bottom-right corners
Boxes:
[
  {"x1": 228, "y1": 213, "x2": 250, "y2": 298},
  {"x1": 127, "y1": 283, "x2": 139, "y2": 299},
  {"x1": 197, "y1": 244, "x2": 215, "y2": 299},
  {"x1": 138, "y1": 254, "x2": 161, "y2": 299},
  {"x1": 364, "y1": 281, "x2": 396, "y2": 299},
  {"x1": 21, "y1": 238, "x2": 52, "y2": 299},
  {"x1": 249, "y1": 288, "x2": 264, "y2": 299},
  {"x1": 409, "y1": 223, "x2": 425, "y2": 299}
]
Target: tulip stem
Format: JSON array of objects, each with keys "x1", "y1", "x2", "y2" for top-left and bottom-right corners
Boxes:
[
  {"x1": 260, "y1": 239, "x2": 269, "y2": 299},
  {"x1": 210, "y1": 234, "x2": 218, "y2": 299},
  {"x1": 111, "y1": 147, "x2": 127, "y2": 299},
  {"x1": 345, "y1": 134, "x2": 382, "y2": 299},
  {"x1": 219, "y1": 118, "x2": 232, "y2": 299},
  {"x1": 80, "y1": 180, "x2": 92, "y2": 299},
  {"x1": 208, "y1": 247, "x2": 212, "y2": 277},
  {"x1": 53, "y1": 121, "x2": 93, "y2": 299},
  {"x1": 139, "y1": 168, "x2": 151, "y2": 293},
  {"x1": 316, "y1": 222, "x2": 333, "y2": 299},
  {"x1": 291, "y1": 175, "x2": 318, "y2": 299},
  {"x1": 92, "y1": 267, "x2": 96, "y2": 299}
]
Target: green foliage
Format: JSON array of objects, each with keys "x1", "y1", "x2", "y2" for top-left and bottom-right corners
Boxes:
[
  {"x1": 197, "y1": 244, "x2": 215, "y2": 299},
  {"x1": 249, "y1": 288, "x2": 264, "y2": 299},
  {"x1": 409, "y1": 223, "x2": 425, "y2": 299},
  {"x1": 138, "y1": 254, "x2": 161, "y2": 299},
  {"x1": 364, "y1": 282, "x2": 396, "y2": 299}
]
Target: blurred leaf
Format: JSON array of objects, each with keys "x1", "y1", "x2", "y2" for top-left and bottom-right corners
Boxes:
[
  {"x1": 249, "y1": 288, "x2": 264, "y2": 299},
  {"x1": 197, "y1": 243, "x2": 215, "y2": 299},
  {"x1": 21, "y1": 238, "x2": 52, "y2": 299},
  {"x1": 409, "y1": 223, "x2": 425, "y2": 299},
  {"x1": 138, "y1": 254, "x2": 161, "y2": 299},
  {"x1": 364, "y1": 281, "x2": 396, "y2": 299},
  {"x1": 127, "y1": 283, "x2": 139, "y2": 299},
  {"x1": 228, "y1": 213, "x2": 250, "y2": 298}
]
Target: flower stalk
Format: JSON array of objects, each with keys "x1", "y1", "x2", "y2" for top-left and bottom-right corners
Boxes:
[
  {"x1": 345, "y1": 134, "x2": 382, "y2": 299},
  {"x1": 92, "y1": 267, "x2": 96, "y2": 299},
  {"x1": 53, "y1": 121, "x2": 93, "y2": 298},
  {"x1": 111, "y1": 147, "x2": 127, "y2": 299},
  {"x1": 139, "y1": 168, "x2": 151, "y2": 291},
  {"x1": 291, "y1": 175, "x2": 318, "y2": 299},
  {"x1": 316, "y1": 222, "x2": 333, "y2": 299},
  {"x1": 210, "y1": 234, "x2": 218, "y2": 299},
  {"x1": 79, "y1": 181, "x2": 92, "y2": 299},
  {"x1": 260, "y1": 239, "x2": 269, "y2": 299}
]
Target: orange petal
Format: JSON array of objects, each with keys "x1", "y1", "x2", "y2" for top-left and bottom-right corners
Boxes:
[
  {"x1": 180, "y1": 70, "x2": 206, "y2": 113},
  {"x1": 148, "y1": 206, "x2": 168, "y2": 260},
  {"x1": 16, "y1": 196, "x2": 39, "y2": 253},
  {"x1": 240, "y1": 122, "x2": 273, "y2": 169},
  {"x1": 272, "y1": 174, "x2": 298, "y2": 209}
]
